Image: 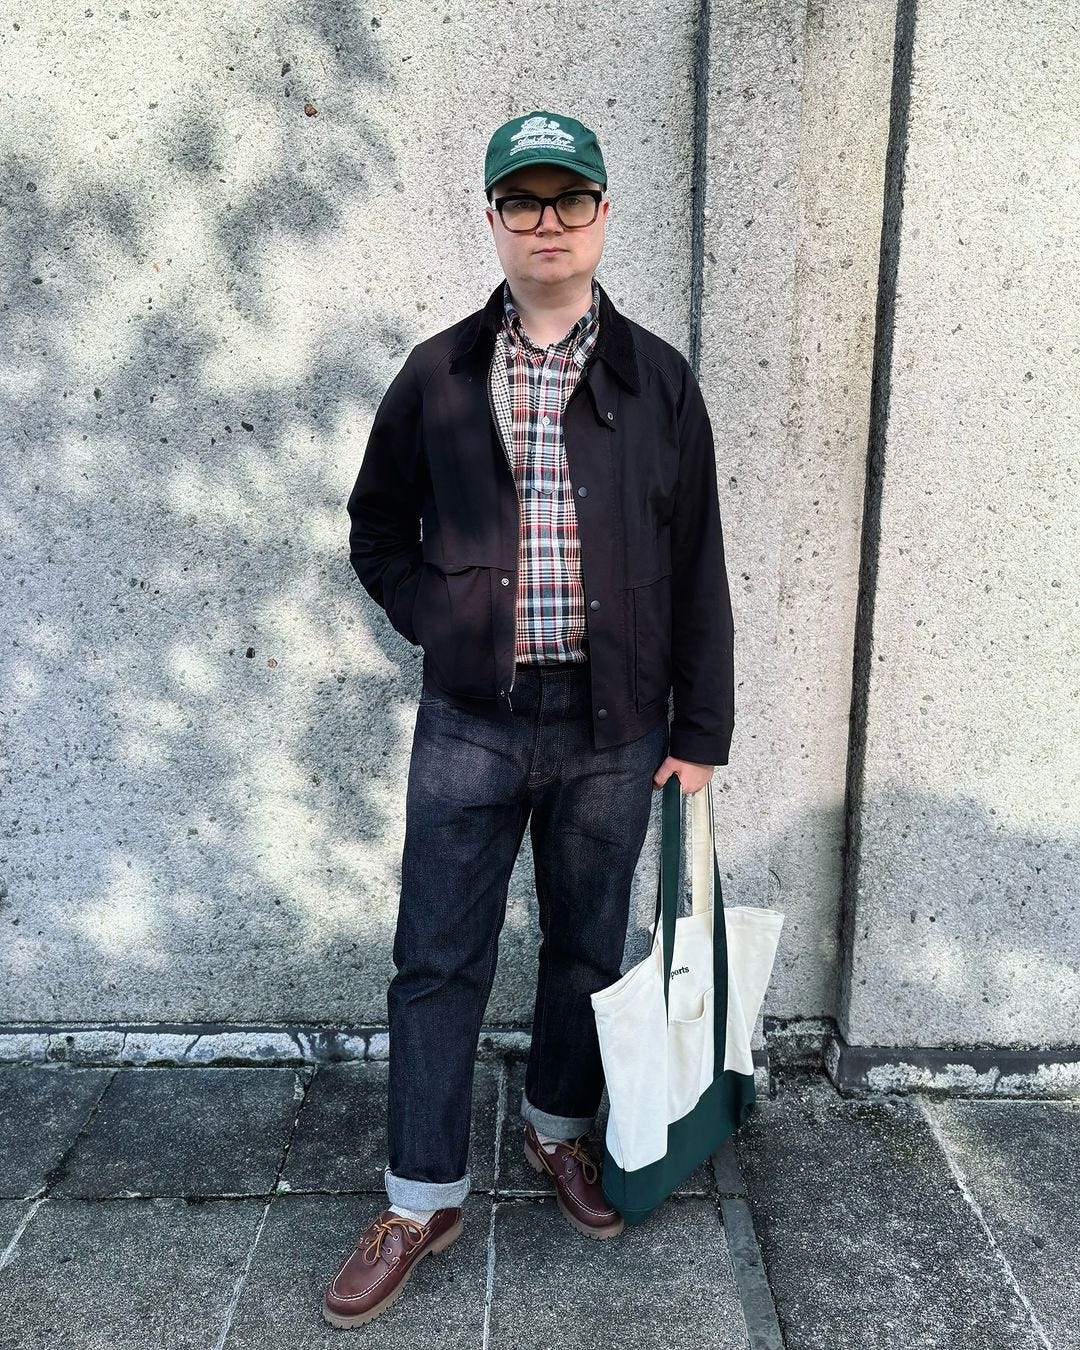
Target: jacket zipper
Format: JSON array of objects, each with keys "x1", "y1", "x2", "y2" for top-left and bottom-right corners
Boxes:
[{"x1": 488, "y1": 373, "x2": 519, "y2": 711}]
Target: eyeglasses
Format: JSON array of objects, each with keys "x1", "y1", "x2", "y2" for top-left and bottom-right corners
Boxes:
[{"x1": 491, "y1": 189, "x2": 603, "y2": 232}]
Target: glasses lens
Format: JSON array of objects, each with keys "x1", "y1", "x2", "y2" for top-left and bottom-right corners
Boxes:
[
  {"x1": 500, "y1": 197, "x2": 542, "y2": 231},
  {"x1": 554, "y1": 192, "x2": 598, "y2": 227}
]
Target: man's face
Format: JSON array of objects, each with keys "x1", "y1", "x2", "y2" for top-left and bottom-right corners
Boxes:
[{"x1": 485, "y1": 164, "x2": 609, "y2": 291}]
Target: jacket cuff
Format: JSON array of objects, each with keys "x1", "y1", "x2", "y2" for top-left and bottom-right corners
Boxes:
[{"x1": 666, "y1": 723, "x2": 732, "y2": 768}]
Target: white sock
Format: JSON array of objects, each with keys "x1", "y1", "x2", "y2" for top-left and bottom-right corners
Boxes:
[
  {"x1": 534, "y1": 1127, "x2": 574, "y2": 1154},
  {"x1": 389, "y1": 1202, "x2": 437, "y2": 1224}
]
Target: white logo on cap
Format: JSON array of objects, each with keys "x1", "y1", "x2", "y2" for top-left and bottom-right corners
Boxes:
[{"x1": 509, "y1": 115, "x2": 577, "y2": 157}]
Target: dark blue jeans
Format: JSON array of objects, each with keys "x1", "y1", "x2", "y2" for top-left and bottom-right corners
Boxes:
[{"x1": 383, "y1": 659, "x2": 669, "y2": 1212}]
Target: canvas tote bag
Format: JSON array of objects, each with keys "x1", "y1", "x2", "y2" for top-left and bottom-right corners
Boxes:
[{"x1": 590, "y1": 774, "x2": 785, "y2": 1225}]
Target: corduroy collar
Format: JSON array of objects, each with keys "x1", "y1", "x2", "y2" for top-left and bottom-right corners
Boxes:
[{"x1": 451, "y1": 275, "x2": 640, "y2": 394}]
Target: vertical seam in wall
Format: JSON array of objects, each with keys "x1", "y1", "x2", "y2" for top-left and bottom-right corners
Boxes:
[
  {"x1": 837, "y1": 0, "x2": 919, "y2": 1031},
  {"x1": 688, "y1": 0, "x2": 711, "y2": 377}
]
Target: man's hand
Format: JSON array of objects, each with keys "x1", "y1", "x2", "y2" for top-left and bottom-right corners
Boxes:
[{"x1": 653, "y1": 755, "x2": 715, "y2": 794}]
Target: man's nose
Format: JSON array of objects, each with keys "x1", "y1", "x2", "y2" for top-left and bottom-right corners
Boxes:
[{"x1": 535, "y1": 203, "x2": 563, "y2": 230}]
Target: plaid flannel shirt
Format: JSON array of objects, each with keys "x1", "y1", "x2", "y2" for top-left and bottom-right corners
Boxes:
[{"x1": 488, "y1": 277, "x2": 601, "y2": 669}]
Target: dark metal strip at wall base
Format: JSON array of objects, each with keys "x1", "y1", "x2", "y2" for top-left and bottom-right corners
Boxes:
[{"x1": 823, "y1": 1029, "x2": 1080, "y2": 1099}]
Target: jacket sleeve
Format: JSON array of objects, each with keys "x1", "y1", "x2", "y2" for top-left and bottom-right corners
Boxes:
[
  {"x1": 346, "y1": 353, "x2": 425, "y2": 645},
  {"x1": 667, "y1": 359, "x2": 735, "y2": 766}
]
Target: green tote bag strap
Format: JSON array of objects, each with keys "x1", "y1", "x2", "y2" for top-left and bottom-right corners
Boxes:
[{"x1": 647, "y1": 775, "x2": 730, "y2": 1075}]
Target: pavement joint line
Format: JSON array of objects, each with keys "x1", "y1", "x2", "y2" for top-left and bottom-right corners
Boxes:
[
  {"x1": 3, "y1": 1185, "x2": 711, "y2": 1203},
  {"x1": 482, "y1": 1201, "x2": 499, "y2": 1350},
  {"x1": 913, "y1": 1094, "x2": 1055, "y2": 1350},
  {"x1": 0, "y1": 1197, "x2": 46, "y2": 1272},
  {"x1": 205, "y1": 1064, "x2": 317, "y2": 1347},
  {"x1": 209, "y1": 1196, "x2": 273, "y2": 1350},
  {"x1": 36, "y1": 1066, "x2": 117, "y2": 1201},
  {"x1": 266, "y1": 1065, "x2": 316, "y2": 1196}
]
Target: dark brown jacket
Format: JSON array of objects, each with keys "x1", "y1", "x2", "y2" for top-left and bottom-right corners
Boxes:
[{"x1": 347, "y1": 279, "x2": 735, "y2": 765}]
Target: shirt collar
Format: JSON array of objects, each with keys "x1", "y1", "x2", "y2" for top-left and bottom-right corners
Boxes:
[
  {"x1": 500, "y1": 277, "x2": 600, "y2": 365},
  {"x1": 452, "y1": 276, "x2": 639, "y2": 394}
]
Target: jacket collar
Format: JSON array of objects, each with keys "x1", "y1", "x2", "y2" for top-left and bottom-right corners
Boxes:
[{"x1": 449, "y1": 276, "x2": 640, "y2": 394}]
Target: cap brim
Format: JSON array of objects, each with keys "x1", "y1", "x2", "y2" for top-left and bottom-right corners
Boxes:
[{"x1": 486, "y1": 152, "x2": 605, "y2": 191}]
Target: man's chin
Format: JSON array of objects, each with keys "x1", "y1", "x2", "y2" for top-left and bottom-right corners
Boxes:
[{"x1": 524, "y1": 261, "x2": 584, "y2": 286}]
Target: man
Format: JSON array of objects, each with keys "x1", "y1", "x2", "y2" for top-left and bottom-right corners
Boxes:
[{"x1": 323, "y1": 110, "x2": 734, "y2": 1328}]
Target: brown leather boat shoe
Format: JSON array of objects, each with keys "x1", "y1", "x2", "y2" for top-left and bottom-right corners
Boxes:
[
  {"x1": 321, "y1": 1206, "x2": 463, "y2": 1327},
  {"x1": 523, "y1": 1120, "x2": 625, "y2": 1239}
]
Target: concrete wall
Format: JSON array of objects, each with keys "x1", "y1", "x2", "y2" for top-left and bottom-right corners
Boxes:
[
  {"x1": 1, "y1": 1, "x2": 1076, "y2": 1067},
  {"x1": 838, "y1": 0, "x2": 1080, "y2": 1051}
]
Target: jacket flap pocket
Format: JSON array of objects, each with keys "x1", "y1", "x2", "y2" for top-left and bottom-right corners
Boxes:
[
  {"x1": 625, "y1": 531, "x2": 672, "y2": 589},
  {"x1": 626, "y1": 565, "x2": 672, "y2": 588}
]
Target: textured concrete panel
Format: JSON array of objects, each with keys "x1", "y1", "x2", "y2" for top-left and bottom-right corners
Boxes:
[
  {"x1": 755, "y1": 3, "x2": 898, "y2": 1021},
  {"x1": 843, "y1": 3, "x2": 1080, "y2": 1046},
  {"x1": 700, "y1": 6, "x2": 805, "y2": 901},
  {"x1": 0, "y1": 0, "x2": 697, "y2": 1025},
  {"x1": 699, "y1": 3, "x2": 896, "y2": 1029}
]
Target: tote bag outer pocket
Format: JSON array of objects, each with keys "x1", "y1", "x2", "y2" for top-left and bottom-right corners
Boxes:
[{"x1": 590, "y1": 939, "x2": 668, "y2": 1171}]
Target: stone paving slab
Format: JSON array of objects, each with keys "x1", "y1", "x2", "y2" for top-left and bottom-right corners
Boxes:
[
  {"x1": 499, "y1": 1056, "x2": 714, "y2": 1195},
  {"x1": 50, "y1": 1066, "x2": 307, "y2": 1198},
  {"x1": 927, "y1": 1098, "x2": 1080, "y2": 1350},
  {"x1": 0, "y1": 1196, "x2": 262, "y2": 1350},
  {"x1": 283, "y1": 1058, "x2": 500, "y2": 1194},
  {"x1": 0, "y1": 1067, "x2": 112, "y2": 1198},
  {"x1": 489, "y1": 1193, "x2": 747, "y2": 1349},
  {"x1": 223, "y1": 1191, "x2": 490, "y2": 1346},
  {"x1": 734, "y1": 1070, "x2": 1047, "y2": 1349}
]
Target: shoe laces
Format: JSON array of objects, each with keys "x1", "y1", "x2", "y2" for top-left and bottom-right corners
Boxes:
[
  {"x1": 361, "y1": 1213, "x2": 423, "y2": 1264},
  {"x1": 545, "y1": 1130, "x2": 598, "y2": 1184}
]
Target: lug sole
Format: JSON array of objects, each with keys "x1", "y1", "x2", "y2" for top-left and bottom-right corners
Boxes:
[
  {"x1": 321, "y1": 1213, "x2": 464, "y2": 1328},
  {"x1": 524, "y1": 1138, "x2": 625, "y2": 1240}
]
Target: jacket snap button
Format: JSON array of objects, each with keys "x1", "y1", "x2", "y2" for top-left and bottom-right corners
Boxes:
[
  {"x1": 577, "y1": 485, "x2": 588, "y2": 497},
  {"x1": 501, "y1": 577, "x2": 510, "y2": 585},
  {"x1": 597, "y1": 708, "x2": 608, "y2": 719},
  {"x1": 590, "y1": 599, "x2": 600, "y2": 609},
  {"x1": 607, "y1": 411, "x2": 614, "y2": 420}
]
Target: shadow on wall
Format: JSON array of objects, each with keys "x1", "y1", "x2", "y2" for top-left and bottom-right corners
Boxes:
[{"x1": 0, "y1": 9, "x2": 441, "y2": 1021}]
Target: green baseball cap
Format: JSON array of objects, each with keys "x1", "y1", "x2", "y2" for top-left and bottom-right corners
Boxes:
[{"x1": 484, "y1": 111, "x2": 607, "y2": 196}]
